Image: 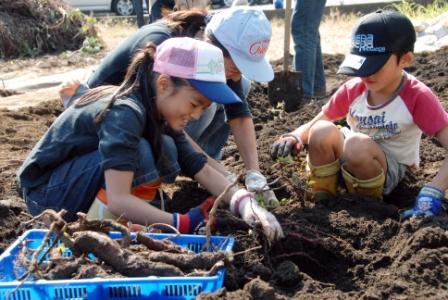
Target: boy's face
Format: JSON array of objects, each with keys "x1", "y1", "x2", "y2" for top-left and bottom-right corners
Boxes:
[{"x1": 360, "y1": 52, "x2": 413, "y2": 95}]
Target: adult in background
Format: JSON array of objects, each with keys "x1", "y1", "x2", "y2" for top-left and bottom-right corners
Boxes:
[
  {"x1": 133, "y1": 0, "x2": 148, "y2": 28},
  {"x1": 291, "y1": 0, "x2": 327, "y2": 99},
  {"x1": 82, "y1": 8, "x2": 279, "y2": 207}
]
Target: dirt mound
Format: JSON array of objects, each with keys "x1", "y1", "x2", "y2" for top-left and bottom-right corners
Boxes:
[
  {"x1": 0, "y1": 47, "x2": 448, "y2": 298},
  {"x1": 0, "y1": 0, "x2": 96, "y2": 58}
]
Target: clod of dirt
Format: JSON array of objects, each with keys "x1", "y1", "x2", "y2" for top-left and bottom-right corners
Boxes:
[
  {"x1": 273, "y1": 260, "x2": 302, "y2": 287},
  {"x1": 0, "y1": 89, "x2": 22, "y2": 97},
  {"x1": 243, "y1": 277, "x2": 276, "y2": 300},
  {"x1": 0, "y1": 0, "x2": 97, "y2": 58},
  {"x1": 249, "y1": 263, "x2": 272, "y2": 281}
]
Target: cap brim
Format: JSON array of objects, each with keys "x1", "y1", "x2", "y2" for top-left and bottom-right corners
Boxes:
[
  {"x1": 231, "y1": 53, "x2": 274, "y2": 82},
  {"x1": 338, "y1": 53, "x2": 391, "y2": 77},
  {"x1": 189, "y1": 79, "x2": 242, "y2": 105}
]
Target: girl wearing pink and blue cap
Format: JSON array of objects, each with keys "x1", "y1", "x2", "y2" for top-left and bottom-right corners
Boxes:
[
  {"x1": 61, "y1": 8, "x2": 280, "y2": 208},
  {"x1": 17, "y1": 38, "x2": 283, "y2": 241}
]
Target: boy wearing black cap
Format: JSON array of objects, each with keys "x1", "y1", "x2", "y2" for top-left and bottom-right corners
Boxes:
[{"x1": 271, "y1": 10, "x2": 448, "y2": 218}]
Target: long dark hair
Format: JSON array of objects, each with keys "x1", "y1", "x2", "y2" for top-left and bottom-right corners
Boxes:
[
  {"x1": 75, "y1": 43, "x2": 189, "y2": 162},
  {"x1": 163, "y1": 8, "x2": 208, "y2": 38}
]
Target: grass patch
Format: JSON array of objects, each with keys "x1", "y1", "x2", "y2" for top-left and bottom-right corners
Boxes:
[{"x1": 389, "y1": 0, "x2": 448, "y2": 19}]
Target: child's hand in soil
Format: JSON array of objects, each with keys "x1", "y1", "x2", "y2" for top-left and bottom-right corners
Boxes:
[
  {"x1": 401, "y1": 185, "x2": 445, "y2": 219},
  {"x1": 271, "y1": 133, "x2": 303, "y2": 160},
  {"x1": 230, "y1": 189, "x2": 284, "y2": 241},
  {"x1": 245, "y1": 169, "x2": 279, "y2": 208}
]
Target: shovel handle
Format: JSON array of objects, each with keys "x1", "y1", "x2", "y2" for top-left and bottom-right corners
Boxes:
[{"x1": 283, "y1": 0, "x2": 292, "y2": 73}]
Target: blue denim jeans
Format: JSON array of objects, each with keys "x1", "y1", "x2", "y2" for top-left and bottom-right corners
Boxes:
[
  {"x1": 22, "y1": 136, "x2": 180, "y2": 221},
  {"x1": 291, "y1": 0, "x2": 327, "y2": 98},
  {"x1": 185, "y1": 76, "x2": 251, "y2": 160}
]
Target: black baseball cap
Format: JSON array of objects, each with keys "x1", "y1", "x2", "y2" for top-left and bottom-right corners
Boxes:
[{"x1": 338, "y1": 10, "x2": 416, "y2": 77}]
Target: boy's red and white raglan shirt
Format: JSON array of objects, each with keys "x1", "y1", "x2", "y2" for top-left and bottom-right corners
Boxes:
[{"x1": 322, "y1": 73, "x2": 448, "y2": 169}]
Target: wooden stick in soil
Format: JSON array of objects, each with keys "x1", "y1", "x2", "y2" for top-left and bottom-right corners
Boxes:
[{"x1": 204, "y1": 174, "x2": 242, "y2": 251}]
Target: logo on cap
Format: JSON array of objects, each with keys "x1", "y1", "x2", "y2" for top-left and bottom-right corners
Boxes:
[
  {"x1": 249, "y1": 39, "x2": 270, "y2": 56},
  {"x1": 197, "y1": 58, "x2": 224, "y2": 75},
  {"x1": 353, "y1": 34, "x2": 386, "y2": 53}
]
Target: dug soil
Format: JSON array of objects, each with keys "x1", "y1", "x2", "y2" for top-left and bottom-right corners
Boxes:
[{"x1": 0, "y1": 47, "x2": 448, "y2": 299}]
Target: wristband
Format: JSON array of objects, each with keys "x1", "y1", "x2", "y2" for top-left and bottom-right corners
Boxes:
[
  {"x1": 419, "y1": 185, "x2": 444, "y2": 199},
  {"x1": 230, "y1": 191, "x2": 253, "y2": 217},
  {"x1": 281, "y1": 133, "x2": 303, "y2": 145}
]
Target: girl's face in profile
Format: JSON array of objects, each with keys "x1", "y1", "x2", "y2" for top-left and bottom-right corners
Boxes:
[{"x1": 156, "y1": 75, "x2": 212, "y2": 131}]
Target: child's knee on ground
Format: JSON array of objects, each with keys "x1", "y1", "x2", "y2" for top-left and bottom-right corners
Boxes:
[
  {"x1": 343, "y1": 133, "x2": 387, "y2": 179},
  {"x1": 308, "y1": 120, "x2": 343, "y2": 164}
]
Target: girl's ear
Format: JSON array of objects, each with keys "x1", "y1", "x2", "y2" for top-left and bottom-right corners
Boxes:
[
  {"x1": 155, "y1": 74, "x2": 172, "y2": 95},
  {"x1": 399, "y1": 51, "x2": 414, "y2": 68}
]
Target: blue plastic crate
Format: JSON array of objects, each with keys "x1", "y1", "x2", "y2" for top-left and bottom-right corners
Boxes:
[{"x1": 0, "y1": 229, "x2": 234, "y2": 300}]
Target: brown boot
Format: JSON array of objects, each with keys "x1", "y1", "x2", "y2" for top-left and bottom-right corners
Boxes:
[
  {"x1": 341, "y1": 164, "x2": 385, "y2": 199},
  {"x1": 306, "y1": 158, "x2": 340, "y2": 200}
]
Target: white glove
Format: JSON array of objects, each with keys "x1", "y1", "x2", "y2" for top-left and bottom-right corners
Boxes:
[
  {"x1": 245, "y1": 169, "x2": 268, "y2": 192},
  {"x1": 230, "y1": 189, "x2": 284, "y2": 242},
  {"x1": 245, "y1": 170, "x2": 279, "y2": 208}
]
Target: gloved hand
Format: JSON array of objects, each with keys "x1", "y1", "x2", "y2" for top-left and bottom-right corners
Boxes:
[
  {"x1": 173, "y1": 196, "x2": 215, "y2": 234},
  {"x1": 245, "y1": 169, "x2": 279, "y2": 208},
  {"x1": 245, "y1": 169, "x2": 268, "y2": 192},
  {"x1": 271, "y1": 133, "x2": 303, "y2": 160},
  {"x1": 230, "y1": 189, "x2": 284, "y2": 241},
  {"x1": 401, "y1": 185, "x2": 445, "y2": 219}
]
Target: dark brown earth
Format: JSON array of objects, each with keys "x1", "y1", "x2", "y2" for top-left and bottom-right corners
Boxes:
[
  {"x1": 0, "y1": 47, "x2": 447, "y2": 299},
  {"x1": 0, "y1": 0, "x2": 96, "y2": 59}
]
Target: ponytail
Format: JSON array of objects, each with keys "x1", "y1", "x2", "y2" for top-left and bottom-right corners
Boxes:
[{"x1": 79, "y1": 43, "x2": 165, "y2": 162}]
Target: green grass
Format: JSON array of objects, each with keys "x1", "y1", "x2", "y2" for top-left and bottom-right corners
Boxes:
[{"x1": 390, "y1": 0, "x2": 448, "y2": 19}]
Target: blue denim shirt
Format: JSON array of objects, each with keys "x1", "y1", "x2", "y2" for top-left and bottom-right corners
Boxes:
[
  {"x1": 87, "y1": 21, "x2": 251, "y2": 121},
  {"x1": 17, "y1": 91, "x2": 207, "y2": 189}
]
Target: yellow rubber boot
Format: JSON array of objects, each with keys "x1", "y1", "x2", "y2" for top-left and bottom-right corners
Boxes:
[
  {"x1": 341, "y1": 164, "x2": 385, "y2": 199},
  {"x1": 307, "y1": 158, "x2": 340, "y2": 200}
]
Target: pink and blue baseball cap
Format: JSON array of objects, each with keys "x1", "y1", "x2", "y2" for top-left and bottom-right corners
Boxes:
[{"x1": 153, "y1": 37, "x2": 241, "y2": 105}]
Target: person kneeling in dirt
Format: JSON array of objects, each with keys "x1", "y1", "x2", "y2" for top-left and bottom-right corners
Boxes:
[
  {"x1": 17, "y1": 38, "x2": 284, "y2": 241},
  {"x1": 68, "y1": 8, "x2": 279, "y2": 208},
  {"x1": 271, "y1": 10, "x2": 448, "y2": 219}
]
